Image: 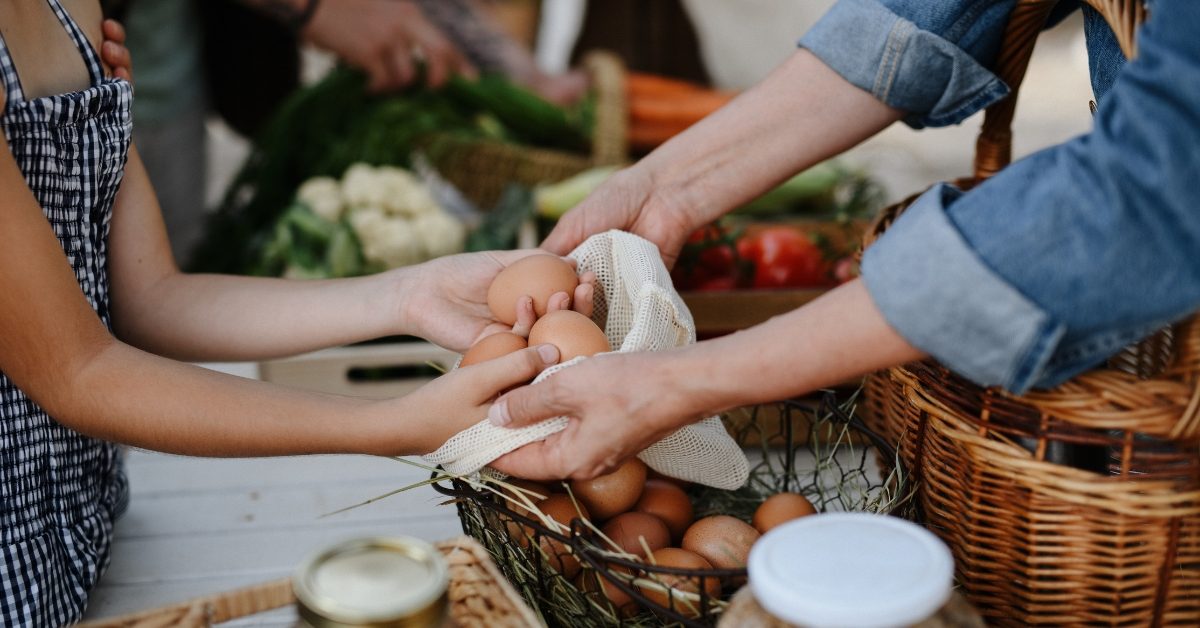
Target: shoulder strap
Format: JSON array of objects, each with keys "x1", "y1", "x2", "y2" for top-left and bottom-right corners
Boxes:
[
  {"x1": 0, "y1": 34, "x2": 27, "y2": 106},
  {"x1": 44, "y1": 0, "x2": 104, "y2": 86}
]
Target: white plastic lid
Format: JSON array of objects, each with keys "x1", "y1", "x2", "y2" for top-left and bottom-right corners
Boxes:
[{"x1": 748, "y1": 513, "x2": 954, "y2": 628}]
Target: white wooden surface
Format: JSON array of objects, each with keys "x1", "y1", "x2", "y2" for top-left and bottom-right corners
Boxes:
[{"x1": 81, "y1": 364, "x2": 463, "y2": 624}]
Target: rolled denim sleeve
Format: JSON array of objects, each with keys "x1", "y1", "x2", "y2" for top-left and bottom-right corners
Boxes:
[
  {"x1": 862, "y1": 1, "x2": 1200, "y2": 392},
  {"x1": 799, "y1": 0, "x2": 1014, "y2": 128}
]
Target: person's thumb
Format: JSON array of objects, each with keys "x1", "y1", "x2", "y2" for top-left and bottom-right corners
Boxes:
[
  {"x1": 469, "y1": 343, "x2": 559, "y2": 396},
  {"x1": 487, "y1": 366, "x2": 572, "y2": 429}
]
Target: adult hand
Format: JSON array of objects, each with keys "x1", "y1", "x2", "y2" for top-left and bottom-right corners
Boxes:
[
  {"x1": 541, "y1": 167, "x2": 700, "y2": 269},
  {"x1": 399, "y1": 250, "x2": 596, "y2": 353},
  {"x1": 393, "y1": 343, "x2": 560, "y2": 455},
  {"x1": 303, "y1": 0, "x2": 475, "y2": 92},
  {"x1": 485, "y1": 351, "x2": 704, "y2": 480},
  {"x1": 99, "y1": 19, "x2": 133, "y2": 83}
]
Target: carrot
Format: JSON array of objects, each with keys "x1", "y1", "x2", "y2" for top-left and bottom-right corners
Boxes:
[
  {"x1": 628, "y1": 90, "x2": 735, "y2": 125},
  {"x1": 628, "y1": 119, "x2": 695, "y2": 151},
  {"x1": 626, "y1": 72, "x2": 706, "y2": 98}
]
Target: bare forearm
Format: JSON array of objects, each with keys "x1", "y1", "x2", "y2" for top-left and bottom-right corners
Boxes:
[
  {"x1": 640, "y1": 50, "x2": 903, "y2": 225},
  {"x1": 676, "y1": 279, "x2": 924, "y2": 413},
  {"x1": 45, "y1": 340, "x2": 426, "y2": 457},
  {"x1": 116, "y1": 269, "x2": 411, "y2": 362}
]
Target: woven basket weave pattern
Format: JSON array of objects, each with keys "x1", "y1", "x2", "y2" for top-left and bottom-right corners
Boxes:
[{"x1": 863, "y1": 1, "x2": 1200, "y2": 625}]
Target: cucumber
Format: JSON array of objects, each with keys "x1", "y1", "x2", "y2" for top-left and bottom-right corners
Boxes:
[{"x1": 733, "y1": 162, "x2": 844, "y2": 216}]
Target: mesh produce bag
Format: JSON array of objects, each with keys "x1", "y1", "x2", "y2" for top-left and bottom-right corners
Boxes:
[{"x1": 424, "y1": 230, "x2": 749, "y2": 490}]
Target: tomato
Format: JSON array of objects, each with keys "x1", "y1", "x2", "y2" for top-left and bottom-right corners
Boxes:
[
  {"x1": 737, "y1": 227, "x2": 830, "y2": 289},
  {"x1": 673, "y1": 224, "x2": 742, "y2": 291}
]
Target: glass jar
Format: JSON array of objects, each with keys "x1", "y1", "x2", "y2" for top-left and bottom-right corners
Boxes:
[
  {"x1": 293, "y1": 536, "x2": 451, "y2": 628},
  {"x1": 743, "y1": 514, "x2": 956, "y2": 628}
]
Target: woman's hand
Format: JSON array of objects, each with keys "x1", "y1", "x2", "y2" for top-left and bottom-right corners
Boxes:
[
  {"x1": 99, "y1": 19, "x2": 133, "y2": 83},
  {"x1": 485, "y1": 351, "x2": 705, "y2": 480},
  {"x1": 387, "y1": 344, "x2": 561, "y2": 455},
  {"x1": 541, "y1": 167, "x2": 700, "y2": 269},
  {"x1": 398, "y1": 250, "x2": 596, "y2": 352}
]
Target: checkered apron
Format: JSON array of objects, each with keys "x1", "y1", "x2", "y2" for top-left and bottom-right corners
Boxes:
[{"x1": 0, "y1": 1, "x2": 133, "y2": 625}]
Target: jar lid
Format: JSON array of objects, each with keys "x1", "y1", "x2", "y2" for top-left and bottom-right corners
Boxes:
[
  {"x1": 748, "y1": 513, "x2": 953, "y2": 628},
  {"x1": 293, "y1": 536, "x2": 449, "y2": 627}
]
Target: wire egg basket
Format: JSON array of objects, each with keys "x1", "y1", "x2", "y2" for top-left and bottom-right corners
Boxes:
[{"x1": 431, "y1": 392, "x2": 915, "y2": 627}]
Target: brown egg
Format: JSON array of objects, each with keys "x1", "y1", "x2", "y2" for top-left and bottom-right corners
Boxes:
[
  {"x1": 499, "y1": 479, "x2": 551, "y2": 548},
  {"x1": 602, "y1": 512, "x2": 671, "y2": 558},
  {"x1": 535, "y1": 494, "x2": 590, "y2": 579},
  {"x1": 634, "y1": 480, "x2": 694, "y2": 543},
  {"x1": 681, "y1": 515, "x2": 760, "y2": 570},
  {"x1": 647, "y1": 468, "x2": 692, "y2": 490},
  {"x1": 570, "y1": 458, "x2": 647, "y2": 520},
  {"x1": 460, "y1": 332, "x2": 528, "y2": 367},
  {"x1": 528, "y1": 310, "x2": 611, "y2": 362},
  {"x1": 487, "y1": 255, "x2": 579, "y2": 325},
  {"x1": 640, "y1": 548, "x2": 721, "y2": 618},
  {"x1": 753, "y1": 492, "x2": 817, "y2": 534},
  {"x1": 577, "y1": 566, "x2": 638, "y2": 618}
]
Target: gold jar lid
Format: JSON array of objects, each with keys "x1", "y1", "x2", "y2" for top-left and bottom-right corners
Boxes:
[{"x1": 293, "y1": 536, "x2": 449, "y2": 628}]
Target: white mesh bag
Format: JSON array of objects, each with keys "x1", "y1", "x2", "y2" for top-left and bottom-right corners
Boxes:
[{"x1": 423, "y1": 230, "x2": 749, "y2": 490}]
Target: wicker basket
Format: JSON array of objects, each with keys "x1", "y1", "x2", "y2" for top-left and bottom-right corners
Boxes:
[
  {"x1": 433, "y1": 395, "x2": 917, "y2": 627},
  {"x1": 427, "y1": 50, "x2": 628, "y2": 209},
  {"x1": 77, "y1": 537, "x2": 539, "y2": 628},
  {"x1": 862, "y1": 1, "x2": 1200, "y2": 626}
]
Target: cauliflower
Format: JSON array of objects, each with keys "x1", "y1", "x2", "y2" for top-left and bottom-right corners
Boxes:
[
  {"x1": 413, "y1": 210, "x2": 466, "y2": 259},
  {"x1": 295, "y1": 176, "x2": 344, "y2": 221},
  {"x1": 378, "y1": 166, "x2": 440, "y2": 217},
  {"x1": 340, "y1": 163, "x2": 387, "y2": 209},
  {"x1": 357, "y1": 215, "x2": 423, "y2": 269},
  {"x1": 347, "y1": 206, "x2": 386, "y2": 239}
]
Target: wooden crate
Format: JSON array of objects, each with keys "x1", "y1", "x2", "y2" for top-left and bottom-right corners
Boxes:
[
  {"x1": 259, "y1": 342, "x2": 458, "y2": 399},
  {"x1": 683, "y1": 288, "x2": 825, "y2": 336}
]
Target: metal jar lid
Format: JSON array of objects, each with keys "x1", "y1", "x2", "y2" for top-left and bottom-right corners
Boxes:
[{"x1": 293, "y1": 536, "x2": 449, "y2": 628}]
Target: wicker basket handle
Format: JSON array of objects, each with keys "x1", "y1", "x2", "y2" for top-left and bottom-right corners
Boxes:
[
  {"x1": 582, "y1": 50, "x2": 629, "y2": 166},
  {"x1": 973, "y1": 0, "x2": 1144, "y2": 180}
]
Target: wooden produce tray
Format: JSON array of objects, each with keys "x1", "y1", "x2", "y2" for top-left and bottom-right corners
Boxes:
[{"x1": 79, "y1": 536, "x2": 541, "y2": 628}]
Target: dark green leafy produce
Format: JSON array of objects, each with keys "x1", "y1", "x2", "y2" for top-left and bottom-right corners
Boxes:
[{"x1": 465, "y1": 185, "x2": 535, "y2": 253}]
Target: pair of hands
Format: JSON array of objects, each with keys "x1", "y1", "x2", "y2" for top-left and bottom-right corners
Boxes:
[
  {"x1": 403, "y1": 247, "x2": 693, "y2": 480},
  {"x1": 395, "y1": 249, "x2": 598, "y2": 455}
]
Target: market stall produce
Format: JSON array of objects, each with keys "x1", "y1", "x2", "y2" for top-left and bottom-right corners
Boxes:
[{"x1": 192, "y1": 55, "x2": 625, "y2": 276}]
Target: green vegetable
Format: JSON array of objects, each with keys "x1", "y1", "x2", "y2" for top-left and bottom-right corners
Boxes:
[
  {"x1": 534, "y1": 166, "x2": 618, "y2": 219},
  {"x1": 445, "y1": 74, "x2": 589, "y2": 152},
  {"x1": 733, "y1": 162, "x2": 844, "y2": 216},
  {"x1": 466, "y1": 185, "x2": 535, "y2": 252},
  {"x1": 326, "y1": 224, "x2": 363, "y2": 278}
]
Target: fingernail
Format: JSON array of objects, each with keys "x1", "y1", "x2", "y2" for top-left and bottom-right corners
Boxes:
[
  {"x1": 488, "y1": 399, "x2": 511, "y2": 426},
  {"x1": 536, "y1": 344, "x2": 559, "y2": 364}
]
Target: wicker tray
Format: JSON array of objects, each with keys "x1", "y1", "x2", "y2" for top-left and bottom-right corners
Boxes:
[{"x1": 78, "y1": 536, "x2": 540, "y2": 628}]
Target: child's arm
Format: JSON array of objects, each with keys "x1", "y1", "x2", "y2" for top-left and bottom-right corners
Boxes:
[
  {"x1": 0, "y1": 137, "x2": 558, "y2": 456},
  {"x1": 106, "y1": 148, "x2": 590, "y2": 359}
]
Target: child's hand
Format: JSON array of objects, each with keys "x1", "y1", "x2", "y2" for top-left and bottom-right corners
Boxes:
[
  {"x1": 399, "y1": 250, "x2": 596, "y2": 353},
  {"x1": 395, "y1": 344, "x2": 560, "y2": 455},
  {"x1": 100, "y1": 19, "x2": 133, "y2": 84}
]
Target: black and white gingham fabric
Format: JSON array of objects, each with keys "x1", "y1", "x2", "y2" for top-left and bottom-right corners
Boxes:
[{"x1": 1, "y1": 1, "x2": 132, "y2": 625}]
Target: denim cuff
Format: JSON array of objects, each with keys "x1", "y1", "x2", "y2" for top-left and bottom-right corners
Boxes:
[
  {"x1": 861, "y1": 184, "x2": 1065, "y2": 392},
  {"x1": 799, "y1": 0, "x2": 1010, "y2": 128}
]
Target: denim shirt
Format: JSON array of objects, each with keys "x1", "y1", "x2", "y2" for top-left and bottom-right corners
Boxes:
[{"x1": 800, "y1": 0, "x2": 1200, "y2": 392}]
